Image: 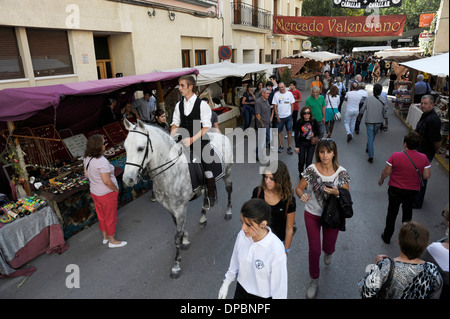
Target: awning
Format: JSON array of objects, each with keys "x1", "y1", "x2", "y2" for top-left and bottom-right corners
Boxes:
[
  {"x1": 400, "y1": 52, "x2": 449, "y2": 77},
  {"x1": 375, "y1": 47, "x2": 425, "y2": 62},
  {"x1": 352, "y1": 46, "x2": 392, "y2": 52},
  {"x1": 340, "y1": 28, "x2": 426, "y2": 42},
  {"x1": 286, "y1": 51, "x2": 342, "y2": 62},
  {"x1": 0, "y1": 68, "x2": 198, "y2": 122},
  {"x1": 191, "y1": 61, "x2": 291, "y2": 86}
]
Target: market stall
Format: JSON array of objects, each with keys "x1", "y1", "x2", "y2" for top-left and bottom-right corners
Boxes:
[
  {"x1": 277, "y1": 51, "x2": 342, "y2": 90},
  {"x1": 400, "y1": 53, "x2": 449, "y2": 170},
  {"x1": 0, "y1": 68, "x2": 198, "y2": 239},
  {"x1": 352, "y1": 45, "x2": 392, "y2": 58}
]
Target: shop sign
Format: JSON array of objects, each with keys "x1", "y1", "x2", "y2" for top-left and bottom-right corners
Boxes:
[
  {"x1": 419, "y1": 13, "x2": 436, "y2": 27},
  {"x1": 273, "y1": 15, "x2": 407, "y2": 38},
  {"x1": 332, "y1": 0, "x2": 402, "y2": 9},
  {"x1": 419, "y1": 32, "x2": 433, "y2": 41},
  {"x1": 302, "y1": 40, "x2": 312, "y2": 50}
]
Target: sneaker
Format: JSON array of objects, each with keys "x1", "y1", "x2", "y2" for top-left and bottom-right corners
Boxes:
[
  {"x1": 306, "y1": 278, "x2": 319, "y2": 299},
  {"x1": 287, "y1": 147, "x2": 293, "y2": 155},
  {"x1": 368, "y1": 157, "x2": 373, "y2": 163},
  {"x1": 347, "y1": 134, "x2": 352, "y2": 143},
  {"x1": 324, "y1": 253, "x2": 332, "y2": 265},
  {"x1": 108, "y1": 241, "x2": 127, "y2": 248},
  {"x1": 291, "y1": 132, "x2": 295, "y2": 137},
  {"x1": 278, "y1": 146, "x2": 284, "y2": 153},
  {"x1": 284, "y1": 134, "x2": 288, "y2": 139}
]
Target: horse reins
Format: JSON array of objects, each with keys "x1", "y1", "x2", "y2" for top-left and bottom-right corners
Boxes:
[{"x1": 125, "y1": 129, "x2": 182, "y2": 180}]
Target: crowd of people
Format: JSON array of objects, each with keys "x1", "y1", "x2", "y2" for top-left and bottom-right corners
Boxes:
[
  {"x1": 216, "y1": 55, "x2": 447, "y2": 299},
  {"x1": 82, "y1": 57, "x2": 447, "y2": 300}
]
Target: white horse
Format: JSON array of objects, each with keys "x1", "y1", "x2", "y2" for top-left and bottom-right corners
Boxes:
[{"x1": 122, "y1": 119, "x2": 233, "y2": 278}]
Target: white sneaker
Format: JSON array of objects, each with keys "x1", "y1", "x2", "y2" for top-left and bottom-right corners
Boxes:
[
  {"x1": 324, "y1": 253, "x2": 332, "y2": 265},
  {"x1": 284, "y1": 134, "x2": 288, "y2": 139},
  {"x1": 270, "y1": 146, "x2": 275, "y2": 152},
  {"x1": 306, "y1": 278, "x2": 319, "y2": 299},
  {"x1": 108, "y1": 241, "x2": 127, "y2": 248}
]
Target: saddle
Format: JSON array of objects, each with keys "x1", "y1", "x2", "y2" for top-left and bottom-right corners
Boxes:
[{"x1": 186, "y1": 143, "x2": 225, "y2": 200}]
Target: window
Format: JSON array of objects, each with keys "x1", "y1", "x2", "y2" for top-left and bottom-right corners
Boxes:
[
  {"x1": 182, "y1": 50, "x2": 191, "y2": 68},
  {"x1": 195, "y1": 50, "x2": 206, "y2": 66},
  {"x1": 0, "y1": 27, "x2": 24, "y2": 80},
  {"x1": 26, "y1": 28, "x2": 73, "y2": 77}
]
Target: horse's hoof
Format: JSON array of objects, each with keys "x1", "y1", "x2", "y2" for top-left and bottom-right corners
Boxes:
[
  {"x1": 181, "y1": 242, "x2": 190, "y2": 250},
  {"x1": 199, "y1": 220, "x2": 207, "y2": 228},
  {"x1": 170, "y1": 270, "x2": 181, "y2": 279},
  {"x1": 224, "y1": 213, "x2": 232, "y2": 220}
]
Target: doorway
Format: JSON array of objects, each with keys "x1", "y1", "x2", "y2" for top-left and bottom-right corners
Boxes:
[{"x1": 94, "y1": 36, "x2": 114, "y2": 79}]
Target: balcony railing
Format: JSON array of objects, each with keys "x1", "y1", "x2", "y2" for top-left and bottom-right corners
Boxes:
[{"x1": 231, "y1": 2, "x2": 272, "y2": 30}]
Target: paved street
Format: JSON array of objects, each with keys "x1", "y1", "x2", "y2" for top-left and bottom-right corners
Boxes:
[{"x1": 1, "y1": 80, "x2": 448, "y2": 301}]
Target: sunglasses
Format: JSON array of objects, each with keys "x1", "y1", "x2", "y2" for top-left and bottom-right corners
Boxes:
[
  {"x1": 320, "y1": 138, "x2": 335, "y2": 143},
  {"x1": 303, "y1": 111, "x2": 311, "y2": 115}
]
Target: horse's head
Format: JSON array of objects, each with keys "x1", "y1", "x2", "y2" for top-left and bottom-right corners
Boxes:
[{"x1": 123, "y1": 119, "x2": 152, "y2": 187}]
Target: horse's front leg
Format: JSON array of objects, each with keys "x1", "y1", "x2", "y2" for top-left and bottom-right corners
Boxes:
[
  {"x1": 223, "y1": 169, "x2": 233, "y2": 220},
  {"x1": 170, "y1": 205, "x2": 189, "y2": 279}
]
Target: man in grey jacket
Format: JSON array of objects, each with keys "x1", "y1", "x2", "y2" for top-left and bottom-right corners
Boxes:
[{"x1": 358, "y1": 83, "x2": 388, "y2": 163}]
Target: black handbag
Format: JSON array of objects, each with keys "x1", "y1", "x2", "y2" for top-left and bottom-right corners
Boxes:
[{"x1": 376, "y1": 257, "x2": 395, "y2": 299}]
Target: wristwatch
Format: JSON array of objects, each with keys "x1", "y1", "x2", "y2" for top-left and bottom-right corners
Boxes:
[{"x1": 285, "y1": 248, "x2": 291, "y2": 254}]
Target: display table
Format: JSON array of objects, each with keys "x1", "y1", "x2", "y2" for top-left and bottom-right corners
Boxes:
[
  {"x1": 0, "y1": 206, "x2": 68, "y2": 277},
  {"x1": 406, "y1": 103, "x2": 422, "y2": 129}
]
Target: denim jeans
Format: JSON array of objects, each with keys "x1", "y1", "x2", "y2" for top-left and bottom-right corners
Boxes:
[
  {"x1": 366, "y1": 123, "x2": 382, "y2": 159},
  {"x1": 243, "y1": 106, "x2": 254, "y2": 130}
]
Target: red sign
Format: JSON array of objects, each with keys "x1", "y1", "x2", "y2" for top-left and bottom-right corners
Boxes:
[
  {"x1": 218, "y1": 46, "x2": 232, "y2": 60},
  {"x1": 273, "y1": 15, "x2": 407, "y2": 38},
  {"x1": 419, "y1": 13, "x2": 435, "y2": 27},
  {"x1": 419, "y1": 32, "x2": 433, "y2": 39}
]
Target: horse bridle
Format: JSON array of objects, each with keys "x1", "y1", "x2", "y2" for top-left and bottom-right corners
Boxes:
[{"x1": 125, "y1": 130, "x2": 182, "y2": 180}]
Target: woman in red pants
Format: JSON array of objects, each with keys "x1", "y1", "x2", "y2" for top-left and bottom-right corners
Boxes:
[
  {"x1": 296, "y1": 139, "x2": 350, "y2": 299},
  {"x1": 84, "y1": 134, "x2": 127, "y2": 248}
]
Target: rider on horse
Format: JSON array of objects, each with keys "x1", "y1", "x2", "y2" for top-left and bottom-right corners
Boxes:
[{"x1": 170, "y1": 75, "x2": 217, "y2": 208}]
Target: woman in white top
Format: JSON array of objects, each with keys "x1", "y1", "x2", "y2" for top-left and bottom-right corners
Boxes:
[
  {"x1": 324, "y1": 85, "x2": 341, "y2": 138},
  {"x1": 422, "y1": 204, "x2": 449, "y2": 299},
  {"x1": 218, "y1": 199, "x2": 288, "y2": 299},
  {"x1": 296, "y1": 139, "x2": 350, "y2": 299},
  {"x1": 84, "y1": 135, "x2": 127, "y2": 248}
]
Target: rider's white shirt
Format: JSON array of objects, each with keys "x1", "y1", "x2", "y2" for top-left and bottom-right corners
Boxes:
[{"x1": 171, "y1": 94, "x2": 212, "y2": 129}]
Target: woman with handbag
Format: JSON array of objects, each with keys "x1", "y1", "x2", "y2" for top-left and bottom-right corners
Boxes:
[
  {"x1": 252, "y1": 161, "x2": 296, "y2": 256},
  {"x1": 358, "y1": 221, "x2": 443, "y2": 299},
  {"x1": 296, "y1": 139, "x2": 350, "y2": 299},
  {"x1": 378, "y1": 131, "x2": 431, "y2": 244},
  {"x1": 293, "y1": 106, "x2": 320, "y2": 178},
  {"x1": 324, "y1": 85, "x2": 340, "y2": 138}
]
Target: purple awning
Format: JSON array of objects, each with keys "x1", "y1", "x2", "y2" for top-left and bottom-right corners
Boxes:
[{"x1": 0, "y1": 69, "x2": 198, "y2": 122}]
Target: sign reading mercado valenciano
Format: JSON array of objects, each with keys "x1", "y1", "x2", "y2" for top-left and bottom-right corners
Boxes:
[{"x1": 273, "y1": 15, "x2": 407, "y2": 38}]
